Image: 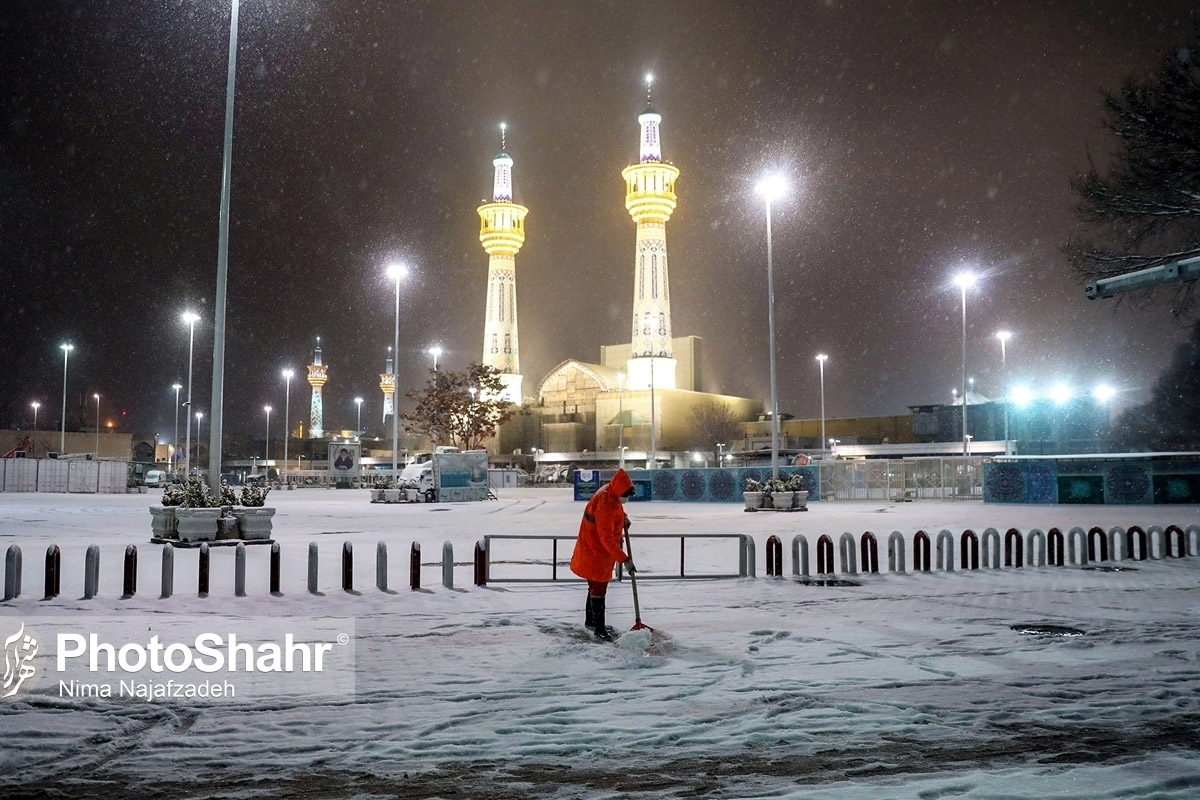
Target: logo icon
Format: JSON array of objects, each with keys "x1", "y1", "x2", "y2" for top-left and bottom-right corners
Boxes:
[{"x1": 2, "y1": 622, "x2": 38, "y2": 698}]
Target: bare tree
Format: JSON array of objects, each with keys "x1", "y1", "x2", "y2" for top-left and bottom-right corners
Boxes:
[
  {"x1": 688, "y1": 401, "x2": 745, "y2": 462},
  {"x1": 401, "y1": 364, "x2": 521, "y2": 451},
  {"x1": 1067, "y1": 32, "x2": 1200, "y2": 309}
]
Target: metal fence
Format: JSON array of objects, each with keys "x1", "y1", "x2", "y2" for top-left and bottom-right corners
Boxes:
[{"x1": 817, "y1": 457, "x2": 985, "y2": 501}]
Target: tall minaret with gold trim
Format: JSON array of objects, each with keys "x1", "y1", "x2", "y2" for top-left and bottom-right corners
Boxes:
[
  {"x1": 379, "y1": 347, "x2": 395, "y2": 425},
  {"x1": 478, "y1": 123, "x2": 528, "y2": 404},
  {"x1": 623, "y1": 75, "x2": 679, "y2": 391},
  {"x1": 306, "y1": 337, "x2": 327, "y2": 438}
]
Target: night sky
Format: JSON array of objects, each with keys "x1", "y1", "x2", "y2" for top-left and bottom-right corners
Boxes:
[{"x1": 3, "y1": 0, "x2": 1198, "y2": 443}]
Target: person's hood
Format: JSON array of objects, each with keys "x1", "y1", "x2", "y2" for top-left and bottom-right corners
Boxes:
[{"x1": 608, "y1": 468, "x2": 634, "y2": 498}]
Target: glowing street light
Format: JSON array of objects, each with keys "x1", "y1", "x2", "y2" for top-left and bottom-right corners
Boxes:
[
  {"x1": 995, "y1": 331, "x2": 1012, "y2": 455},
  {"x1": 93, "y1": 393, "x2": 100, "y2": 457},
  {"x1": 428, "y1": 346, "x2": 442, "y2": 372},
  {"x1": 354, "y1": 396, "x2": 364, "y2": 434},
  {"x1": 264, "y1": 405, "x2": 272, "y2": 473},
  {"x1": 59, "y1": 343, "x2": 73, "y2": 454},
  {"x1": 387, "y1": 263, "x2": 409, "y2": 481},
  {"x1": 171, "y1": 383, "x2": 182, "y2": 472},
  {"x1": 755, "y1": 173, "x2": 787, "y2": 480},
  {"x1": 31, "y1": 401, "x2": 40, "y2": 431},
  {"x1": 182, "y1": 311, "x2": 200, "y2": 477},
  {"x1": 815, "y1": 354, "x2": 828, "y2": 457},
  {"x1": 1050, "y1": 383, "x2": 1073, "y2": 405},
  {"x1": 282, "y1": 368, "x2": 294, "y2": 482},
  {"x1": 195, "y1": 411, "x2": 204, "y2": 465},
  {"x1": 952, "y1": 273, "x2": 976, "y2": 457}
]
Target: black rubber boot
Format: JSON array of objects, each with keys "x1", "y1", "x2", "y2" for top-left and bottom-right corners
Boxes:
[
  {"x1": 592, "y1": 596, "x2": 614, "y2": 642},
  {"x1": 585, "y1": 595, "x2": 596, "y2": 629}
]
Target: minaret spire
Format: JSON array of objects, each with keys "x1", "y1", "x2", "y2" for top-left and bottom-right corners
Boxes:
[
  {"x1": 623, "y1": 75, "x2": 679, "y2": 391},
  {"x1": 379, "y1": 347, "x2": 395, "y2": 425},
  {"x1": 306, "y1": 336, "x2": 327, "y2": 438},
  {"x1": 478, "y1": 122, "x2": 528, "y2": 405}
]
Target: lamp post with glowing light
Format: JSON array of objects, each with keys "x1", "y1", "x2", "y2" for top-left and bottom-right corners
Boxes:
[
  {"x1": 755, "y1": 174, "x2": 787, "y2": 480},
  {"x1": 195, "y1": 411, "x2": 204, "y2": 466},
  {"x1": 354, "y1": 397, "x2": 363, "y2": 434},
  {"x1": 171, "y1": 383, "x2": 182, "y2": 472},
  {"x1": 182, "y1": 311, "x2": 200, "y2": 477},
  {"x1": 282, "y1": 368, "x2": 294, "y2": 483},
  {"x1": 428, "y1": 346, "x2": 442, "y2": 372},
  {"x1": 617, "y1": 371, "x2": 625, "y2": 469},
  {"x1": 59, "y1": 343, "x2": 73, "y2": 454},
  {"x1": 93, "y1": 394, "x2": 100, "y2": 456},
  {"x1": 387, "y1": 264, "x2": 408, "y2": 481},
  {"x1": 815, "y1": 354, "x2": 828, "y2": 458},
  {"x1": 953, "y1": 273, "x2": 976, "y2": 457},
  {"x1": 995, "y1": 331, "x2": 1012, "y2": 455},
  {"x1": 264, "y1": 405, "x2": 272, "y2": 475},
  {"x1": 31, "y1": 401, "x2": 40, "y2": 431},
  {"x1": 1094, "y1": 384, "x2": 1116, "y2": 446}
]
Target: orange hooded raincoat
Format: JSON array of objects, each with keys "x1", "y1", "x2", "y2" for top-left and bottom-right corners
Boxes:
[{"x1": 570, "y1": 469, "x2": 634, "y2": 583}]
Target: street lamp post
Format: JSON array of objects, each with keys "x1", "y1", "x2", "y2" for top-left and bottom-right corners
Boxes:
[
  {"x1": 171, "y1": 383, "x2": 182, "y2": 473},
  {"x1": 429, "y1": 346, "x2": 442, "y2": 372},
  {"x1": 59, "y1": 343, "x2": 73, "y2": 454},
  {"x1": 195, "y1": 412, "x2": 204, "y2": 467},
  {"x1": 282, "y1": 368, "x2": 294, "y2": 483},
  {"x1": 995, "y1": 331, "x2": 1012, "y2": 455},
  {"x1": 93, "y1": 393, "x2": 100, "y2": 456},
  {"x1": 182, "y1": 311, "x2": 200, "y2": 477},
  {"x1": 816, "y1": 354, "x2": 828, "y2": 458},
  {"x1": 387, "y1": 264, "x2": 408, "y2": 482},
  {"x1": 264, "y1": 405, "x2": 272, "y2": 477},
  {"x1": 354, "y1": 397, "x2": 363, "y2": 435},
  {"x1": 953, "y1": 273, "x2": 976, "y2": 458},
  {"x1": 755, "y1": 175, "x2": 786, "y2": 480},
  {"x1": 617, "y1": 371, "x2": 625, "y2": 469},
  {"x1": 31, "y1": 401, "x2": 39, "y2": 431}
]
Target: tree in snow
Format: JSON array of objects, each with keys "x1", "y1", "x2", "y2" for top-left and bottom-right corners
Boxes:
[
  {"x1": 688, "y1": 400, "x2": 746, "y2": 463},
  {"x1": 401, "y1": 363, "x2": 521, "y2": 452},
  {"x1": 1066, "y1": 31, "x2": 1200, "y2": 311},
  {"x1": 1110, "y1": 321, "x2": 1200, "y2": 451}
]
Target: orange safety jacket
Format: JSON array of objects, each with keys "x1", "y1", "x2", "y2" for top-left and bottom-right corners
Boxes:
[{"x1": 570, "y1": 469, "x2": 634, "y2": 583}]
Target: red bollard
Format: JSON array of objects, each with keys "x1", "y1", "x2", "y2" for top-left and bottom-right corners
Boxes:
[
  {"x1": 122, "y1": 545, "x2": 138, "y2": 598},
  {"x1": 474, "y1": 540, "x2": 486, "y2": 586},
  {"x1": 410, "y1": 542, "x2": 421, "y2": 591},
  {"x1": 45, "y1": 544, "x2": 61, "y2": 599},
  {"x1": 198, "y1": 542, "x2": 210, "y2": 596},
  {"x1": 765, "y1": 535, "x2": 782, "y2": 577},
  {"x1": 342, "y1": 542, "x2": 354, "y2": 592},
  {"x1": 270, "y1": 541, "x2": 281, "y2": 595}
]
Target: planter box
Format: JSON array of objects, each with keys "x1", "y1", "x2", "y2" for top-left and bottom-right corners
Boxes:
[
  {"x1": 174, "y1": 508, "x2": 221, "y2": 543},
  {"x1": 149, "y1": 506, "x2": 178, "y2": 539},
  {"x1": 370, "y1": 488, "x2": 385, "y2": 503},
  {"x1": 743, "y1": 491, "x2": 763, "y2": 512},
  {"x1": 216, "y1": 516, "x2": 240, "y2": 540},
  {"x1": 383, "y1": 489, "x2": 402, "y2": 503},
  {"x1": 404, "y1": 488, "x2": 419, "y2": 503},
  {"x1": 234, "y1": 507, "x2": 275, "y2": 540}
]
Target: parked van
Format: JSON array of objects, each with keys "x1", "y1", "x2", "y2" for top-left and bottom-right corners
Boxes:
[
  {"x1": 399, "y1": 460, "x2": 436, "y2": 501},
  {"x1": 144, "y1": 470, "x2": 169, "y2": 487}
]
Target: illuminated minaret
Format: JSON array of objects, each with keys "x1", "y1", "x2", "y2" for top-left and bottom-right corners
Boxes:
[
  {"x1": 379, "y1": 347, "x2": 395, "y2": 424},
  {"x1": 306, "y1": 337, "x2": 327, "y2": 438},
  {"x1": 623, "y1": 75, "x2": 679, "y2": 391},
  {"x1": 477, "y1": 123, "x2": 528, "y2": 404}
]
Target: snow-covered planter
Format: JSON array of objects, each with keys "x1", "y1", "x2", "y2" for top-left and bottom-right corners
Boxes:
[
  {"x1": 216, "y1": 514, "x2": 240, "y2": 540},
  {"x1": 233, "y1": 507, "x2": 275, "y2": 540},
  {"x1": 175, "y1": 508, "x2": 221, "y2": 543},
  {"x1": 149, "y1": 506, "x2": 178, "y2": 539},
  {"x1": 384, "y1": 488, "x2": 402, "y2": 503},
  {"x1": 743, "y1": 491, "x2": 763, "y2": 511},
  {"x1": 370, "y1": 488, "x2": 385, "y2": 503},
  {"x1": 404, "y1": 488, "x2": 419, "y2": 503}
]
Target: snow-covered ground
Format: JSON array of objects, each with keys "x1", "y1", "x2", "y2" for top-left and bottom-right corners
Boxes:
[{"x1": 2, "y1": 488, "x2": 1200, "y2": 799}]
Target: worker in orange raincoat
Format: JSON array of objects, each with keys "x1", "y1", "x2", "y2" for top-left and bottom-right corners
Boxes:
[{"x1": 570, "y1": 468, "x2": 636, "y2": 641}]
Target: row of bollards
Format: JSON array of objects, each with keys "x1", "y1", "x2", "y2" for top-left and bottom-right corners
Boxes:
[{"x1": 2, "y1": 540, "x2": 463, "y2": 600}]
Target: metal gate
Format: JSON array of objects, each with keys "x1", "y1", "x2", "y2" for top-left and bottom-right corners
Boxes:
[{"x1": 819, "y1": 457, "x2": 983, "y2": 501}]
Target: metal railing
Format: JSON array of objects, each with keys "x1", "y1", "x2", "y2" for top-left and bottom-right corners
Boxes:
[{"x1": 818, "y1": 457, "x2": 985, "y2": 501}]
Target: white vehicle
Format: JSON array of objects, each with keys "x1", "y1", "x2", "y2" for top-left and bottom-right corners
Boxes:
[
  {"x1": 144, "y1": 469, "x2": 169, "y2": 487},
  {"x1": 399, "y1": 461, "x2": 436, "y2": 502}
]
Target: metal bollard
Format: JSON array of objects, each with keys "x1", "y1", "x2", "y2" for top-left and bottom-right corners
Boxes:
[
  {"x1": 765, "y1": 535, "x2": 782, "y2": 577},
  {"x1": 342, "y1": 542, "x2": 354, "y2": 592},
  {"x1": 121, "y1": 545, "x2": 138, "y2": 598},
  {"x1": 410, "y1": 541, "x2": 421, "y2": 591},
  {"x1": 84, "y1": 544, "x2": 100, "y2": 599},
  {"x1": 308, "y1": 542, "x2": 319, "y2": 594},
  {"x1": 235, "y1": 542, "x2": 246, "y2": 597},
  {"x1": 270, "y1": 542, "x2": 281, "y2": 595},
  {"x1": 376, "y1": 542, "x2": 388, "y2": 592},
  {"x1": 474, "y1": 540, "x2": 487, "y2": 586},
  {"x1": 161, "y1": 545, "x2": 174, "y2": 599},
  {"x1": 198, "y1": 542, "x2": 210, "y2": 597},
  {"x1": 4, "y1": 545, "x2": 22, "y2": 601},
  {"x1": 45, "y1": 545, "x2": 61, "y2": 600},
  {"x1": 442, "y1": 541, "x2": 454, "y2": 589}
]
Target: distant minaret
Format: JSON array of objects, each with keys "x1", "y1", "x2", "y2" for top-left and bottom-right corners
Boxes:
[
  {"x1": 306, "y1": 337, "x2": 327, "y2": 438},
  {"x1": 623, "y1": 75, "x2": 679, "y2": 391},
  {"x1": 379, "y1": 347, "x2": 395, "y2": 424},
  {"x1": 477, "y1": 123, "x2": 528, "y2": 405}
]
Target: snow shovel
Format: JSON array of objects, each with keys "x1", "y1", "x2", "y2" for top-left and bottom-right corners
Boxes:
[{"x1": 623, "y1": 528, "x2": 653, "y2": 631}]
